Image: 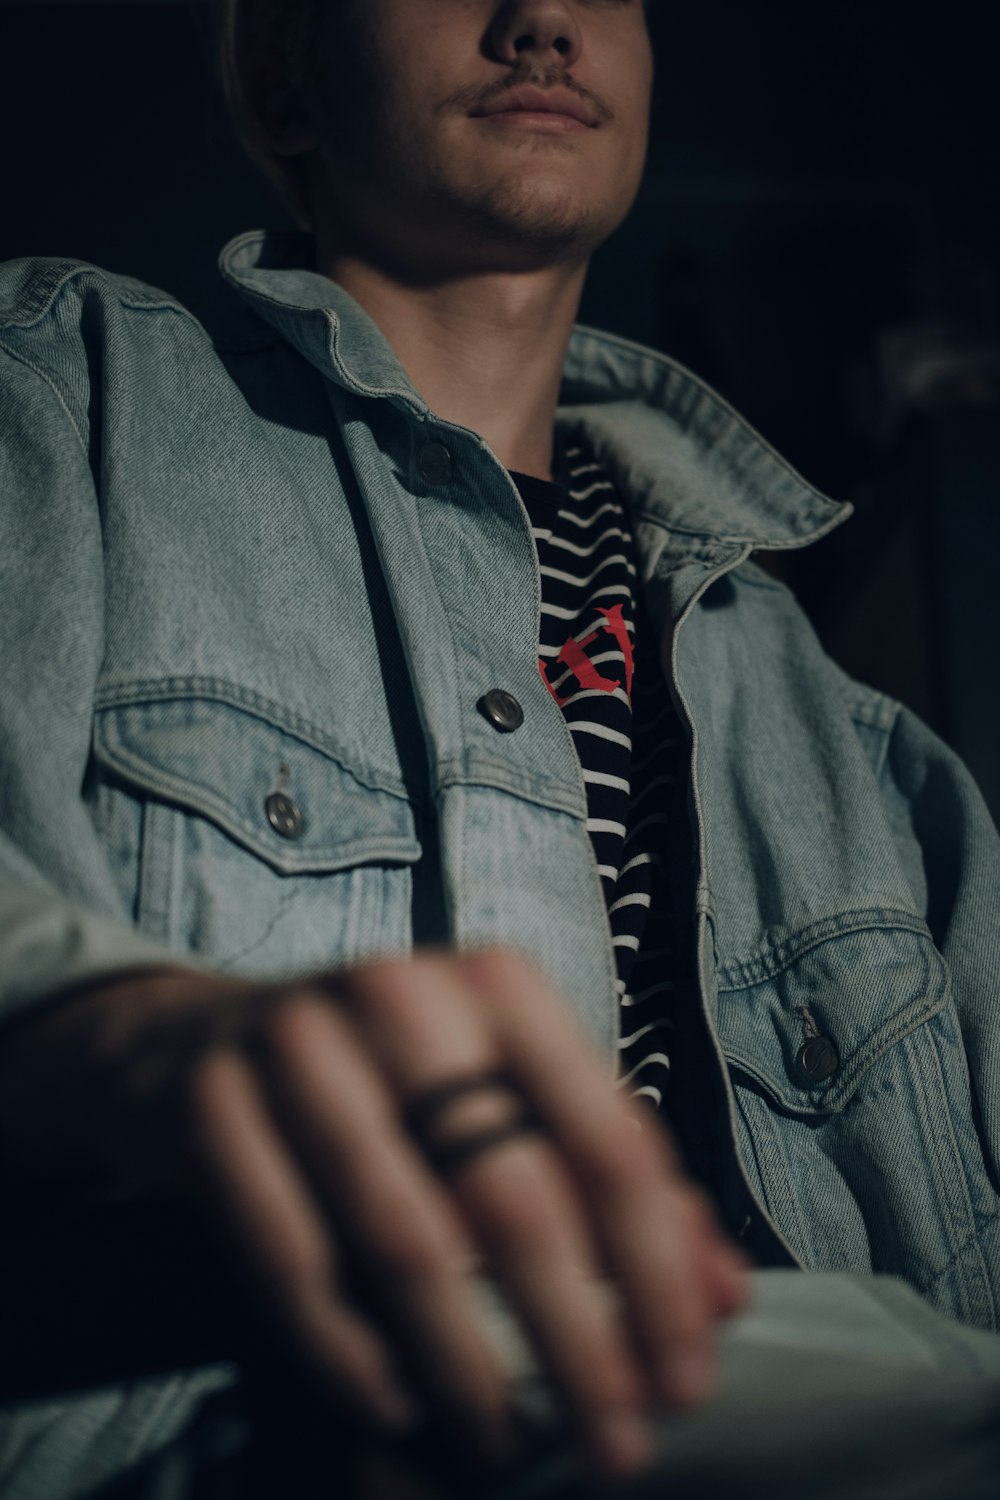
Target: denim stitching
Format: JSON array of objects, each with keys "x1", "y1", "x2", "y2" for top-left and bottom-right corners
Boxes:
[
  {"x1": 918, "y1": 1210, "x2": 1000, "y2": 1327},
  {"x1": 717, "y1": 908, "x2": 932, "y2": 990},
  {"x1": 215, "y1": 885, "x2": 298, "y2": 973},
  {"x1": 0, "y1": 335, "x2": 88, "y2": 458}
]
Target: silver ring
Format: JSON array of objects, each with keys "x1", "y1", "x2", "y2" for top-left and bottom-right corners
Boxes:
[{"x1": 403, "y1": 1069, "x2": 544, "y2": 1176}]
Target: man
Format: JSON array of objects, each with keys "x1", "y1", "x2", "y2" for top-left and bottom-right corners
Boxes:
[{"x1": 0, "y1": 2, "x2": 998, "y2": 1497}]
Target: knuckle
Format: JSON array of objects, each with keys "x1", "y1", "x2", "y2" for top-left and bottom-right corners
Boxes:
[
  {"x1": 341, "y1": 961, "x2": 425, "y2": 1030},
  {"x1": 370, "y1": 1217, "x2": 452, "y2": 1283},
  {"x1": 471, "y1": 1182, "x2": 555, "y2": 1257},
  {"x1": 459, "y1": 944, "x2": 541, "y2": 994},
  {"x1": 260, "y1": 990, "x2": 328, "y2": 1056}
]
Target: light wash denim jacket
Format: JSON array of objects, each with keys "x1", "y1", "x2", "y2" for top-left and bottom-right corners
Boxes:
[{"x1": 1, "y1": 229, "x2": 999, "y2": 1495}]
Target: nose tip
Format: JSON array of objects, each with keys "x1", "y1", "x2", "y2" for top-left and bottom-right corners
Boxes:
[
  {"x1": 488, "y1": 2, "x2": 584, "y2": 70},
  {"x1": 513, "y1": 30, "x2": 572, "y2": 60}
]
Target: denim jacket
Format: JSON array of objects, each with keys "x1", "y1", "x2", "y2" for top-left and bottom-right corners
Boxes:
[{"x1": 1, "y1": 229, "x2": 999, "y2": 1470}]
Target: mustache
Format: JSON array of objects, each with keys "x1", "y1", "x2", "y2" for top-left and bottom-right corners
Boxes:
[{"x1": 441, "y1": 64, "x2": 614, "y2": 123}]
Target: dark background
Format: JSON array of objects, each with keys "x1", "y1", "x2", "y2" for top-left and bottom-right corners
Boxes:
[{"x1": 3, "y1": 0, "x2": 999, "y2": 815}]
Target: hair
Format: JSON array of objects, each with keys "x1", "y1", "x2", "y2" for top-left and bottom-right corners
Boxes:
[{"x1": 212, "y1": 0, "x2": 323, "y2": 229}]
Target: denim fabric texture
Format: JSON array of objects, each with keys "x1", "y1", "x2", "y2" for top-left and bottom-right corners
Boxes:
[{"x1": 1, "y1": 228, "x2": 999, "y2": 1498}]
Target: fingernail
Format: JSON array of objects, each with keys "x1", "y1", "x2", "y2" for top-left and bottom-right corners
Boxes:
[
  {"x1": 666, "y1": 1347, "x2": 714, "y2": 1406},
  {"x1": 595, "y1": 1411, "x2": 652, "y2": 1475}
]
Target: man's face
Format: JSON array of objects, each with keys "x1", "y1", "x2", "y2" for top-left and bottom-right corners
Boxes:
[{"x1": 300, "y1": 0, "x2": 654, "y2": 276}]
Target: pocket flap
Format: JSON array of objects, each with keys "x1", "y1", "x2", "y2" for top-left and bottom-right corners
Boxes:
[
  {"x1": 716, "y1": 918, "x2": 949, "y2": 1115},
  {"x1": 93, "y1": 694, "x2": 421, "y2": 875}
]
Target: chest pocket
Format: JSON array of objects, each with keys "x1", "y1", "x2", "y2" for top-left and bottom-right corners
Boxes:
[
  {"x1": 90, "y1": 692, "x2": 422, "y2": 978},
  {"x1": 716, "y1": 917, "x2": 996, "y2": 1327}
]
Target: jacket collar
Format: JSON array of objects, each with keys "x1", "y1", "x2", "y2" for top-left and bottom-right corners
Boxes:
[{"x1": 218, "y1": 227, "x2": 851, "y2": 550}]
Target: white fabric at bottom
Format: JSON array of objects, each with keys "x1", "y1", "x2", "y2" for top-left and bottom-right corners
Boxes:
[{"x1": 473, "y1": 1268, "x2": 1000, "y2": 1500}]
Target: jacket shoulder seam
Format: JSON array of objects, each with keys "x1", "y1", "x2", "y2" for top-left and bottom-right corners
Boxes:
[
  {"x1": 850, "y1": 698, "x2": 902, "y2": 733},
  {"x1": 843, "y1": 682, "x2": 901, "y2": 736},
  {"x1": 0, "y1": 259, "x2": 193, "y2": 332}
]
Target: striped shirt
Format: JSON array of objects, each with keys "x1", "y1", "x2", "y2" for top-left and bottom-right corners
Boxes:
[{"x1": 509, "y1": 438, "x2": 693, "y2": 1114}]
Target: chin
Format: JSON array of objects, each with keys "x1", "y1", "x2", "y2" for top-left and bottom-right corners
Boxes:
[{"x1": 460, "y1": 171, "x2": 626, "y2": 263}]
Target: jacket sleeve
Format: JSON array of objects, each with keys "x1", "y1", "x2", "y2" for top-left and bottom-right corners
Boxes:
[
  {"x1": 0, "y1": 340, "x2": 177, "y2": 1027},
  {"x1": 879, "y1": 699, "x2": 1000, "y2": 1186}
]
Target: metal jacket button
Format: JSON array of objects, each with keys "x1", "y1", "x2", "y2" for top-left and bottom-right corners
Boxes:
[
  {"x1": 265, "y1": 792, "x2": 304, "y2": 840},
  {"x1": 416, "y1": 442, "x2": 453, "y2": 486},
  {"x1": 795, "y1": 1035, "x2": 840, "y2": 1085},
  {"x1": 479, "y1": 689, "x2": 524, "y2": 733}
]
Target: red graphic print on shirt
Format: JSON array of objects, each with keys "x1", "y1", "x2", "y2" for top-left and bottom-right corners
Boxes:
[{"x1": 538, "y1": 603, "x2": 635, "y2": 708}]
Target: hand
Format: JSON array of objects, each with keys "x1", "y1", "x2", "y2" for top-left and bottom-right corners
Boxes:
[{"x1": 0, "y1": 948, "x2": 750, "y2": 1478}]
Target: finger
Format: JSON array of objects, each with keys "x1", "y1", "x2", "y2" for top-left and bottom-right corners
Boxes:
[
  {"x1": 683, "y1": 1185, "x2": 755, "y2": 1317},
  {"x1": 254, "y1": 992, "x2": 517, "y2": 1461},
  {"x1": 185, "y1": 1045, "x2": 417, "y2": 1432},
  {"x1": 448, "y1": 1130, "x2": 655, "y2": 1476},
  {"x1": 624, "y1": 1108, "x2": 753, "y2": 1318},
  {"x1": 335, "y1": 955, "x2": 655, "y2": 1476},
  {"x1": 459, "y1": 948, "x2": 733, "y2": 1409}
]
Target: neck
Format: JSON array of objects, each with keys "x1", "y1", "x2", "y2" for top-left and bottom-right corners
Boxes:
[{"x1": 315, "y1": 242, "x2": 588, "y2": 483}]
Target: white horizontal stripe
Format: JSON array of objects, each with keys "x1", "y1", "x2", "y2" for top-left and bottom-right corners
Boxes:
[
  {"x1": 545, "y1": 526, "x2": 627, "y2": 558},
  {"x1": 619, "y1": 852, "x2": 660, "y2": 876},
  {"x1": 567, "y1": 460, "x2": 601, "y2": 478},
  {"x1": 629, "y1": 1083, "x2": 663, "y2": 1107},
  {"x1": 558, "y1": 500, "x2": 622, "y2": 530},
  {"x1": 557, "y1": 685, "x2": 630, "y2": 710},
  {"x1": 539, "y1": 616, "x2": 634, "y2": 658},
  {"x1": 618, "y1": 1018, "x2": 673, "y2": 1048},
  {"x1": 609, "y1": 891, "x2": 652, "y2": 915},
  {"x1": 619, "y1": 1052, "x2": 672, "y2": 1086},
  {"x1": 597, "y1": 864, "x2": 618, "y2": 881},
  {"x1": 587, "y1": 818, "x2": 628, "y2": 838},
  {"x1": 570, "y1": 720, "x2": 631, "y2": 749},
  {"x1": 549, "y1": 649, "x2": 629, "y2": 691},
  {"x1": 568, "y1": 478, "x2": 616, "y2": 502},
  {"x1": 539, "y1": 585, "x2": 630, "y2": 620},
  {"x1": 612, "y1": 933, "x2": 641, "y2": 951},
  {"x1": 583, "y1": 769, "x2": 631, "y2": 793},
  {"x1": 539, "y1": 553, "x2": 634, "y2": 589},
  {"x1": 539, "y1": 636, "x2": 632, "y2": 666}
]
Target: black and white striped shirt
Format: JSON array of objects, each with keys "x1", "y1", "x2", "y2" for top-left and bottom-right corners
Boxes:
[{"x1": 509, "y1": 439, "x2": 692, "y2": 1112}]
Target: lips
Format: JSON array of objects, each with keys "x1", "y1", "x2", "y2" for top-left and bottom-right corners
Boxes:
[{"x1": 471, "y1": 86, "x2": 599, "y2": 128}]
